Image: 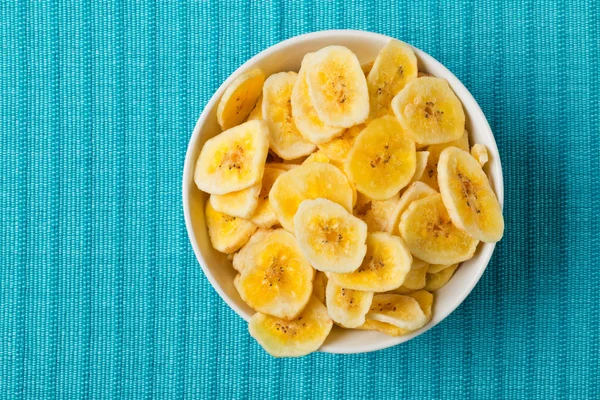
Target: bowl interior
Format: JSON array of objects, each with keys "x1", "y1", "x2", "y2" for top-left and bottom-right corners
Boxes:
[{"x1": 182, "y1": 30, "x2": 503, "y2": 354}]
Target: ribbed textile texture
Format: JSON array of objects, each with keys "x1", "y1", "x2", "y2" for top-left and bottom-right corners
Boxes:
[{"x1": 1, "y1": 0, "x2": 599, "y2": 399}]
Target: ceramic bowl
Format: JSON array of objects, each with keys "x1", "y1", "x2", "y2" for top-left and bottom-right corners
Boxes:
[{"x1": 182, "y1": 29, "x2": 504, "y2": 354}]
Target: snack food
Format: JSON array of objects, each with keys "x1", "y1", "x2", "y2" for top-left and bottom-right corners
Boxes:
[
  {"x1": 293, "y1": 198, "x2": 368, "y2": 273},
  {"x1": 193, "y1": 39, "x2": 504, "y2": 357},
  {"x1": 367, "y1": 39, "x2": 418, "y2": 119},
  {"x1": 194, "y1": 120, "x2": 269, "y2": 195},
  {"x1": 262, "y1": 72, "x2": 316, "y2": 159},
  {"x1": 329, "y1": 232, "x2": 412, "y2": 292},
  {"x1": 234, "y1": 229, "x2": 314, "y2": 320},
  {"x1": 269, "y1": 161, "x2": 354, "y2": 232},
  {"x1": 398, "y1": 194, "x2": 479, "y2": 264},
  {"x1": 217, "y1": 68, "x2": 265, "y2": 130},
  {"x1": 345, "y1": 115, "x2": 416, "y2": 200},
  {"x1": 326, "y1": 280, "x2": 374, "y2": 328},
  {"x1": 249, "y1": 296, "x2": 333, "y2": 357},
  {"x1": 438, "y1": 147, "x2": 504, "y2": 243},
  {"x1": 306, "y1": 46, "x2": 369, "y2": 128},
  {"x1": 391, "y1": 77, "x2": 465, "y2": 145},
  {"x1": 292, "y1": 53, "x2": 345, "y2": 144}
]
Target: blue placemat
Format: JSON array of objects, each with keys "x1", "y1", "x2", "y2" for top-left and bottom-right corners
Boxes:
[{"x1": 1, "y1": 0, "x2": 598, "y2": 399}]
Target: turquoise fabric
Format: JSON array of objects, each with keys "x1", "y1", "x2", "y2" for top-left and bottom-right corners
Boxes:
[{"x1": 1, "y1": 0, "x2": 598, "y2": 398}]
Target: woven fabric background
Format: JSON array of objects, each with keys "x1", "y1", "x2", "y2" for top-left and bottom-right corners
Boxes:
[{"x1": 1, "y1": 0, "x2": 599, "y2": 399}]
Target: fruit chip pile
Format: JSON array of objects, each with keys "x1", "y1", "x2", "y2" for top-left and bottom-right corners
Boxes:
[{"x1": 194, "y1": 40, "x2": 504, "y2": 357}]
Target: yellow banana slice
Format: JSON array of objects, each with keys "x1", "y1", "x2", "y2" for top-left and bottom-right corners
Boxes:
[
  {"x1": 353, "y1": 191, "x2": 400, "y2": 233},
  {"x1": 293, "y1": 198, "x2": 368, "y2": 273},
  {"x1": 390, "y1": 181, "x2": 438, "y2": 236},
  {"x1": 325, "y1": 279, "x2": 374, "y2": 328},
  {"x1": 306, "y1": 46, "x2": 369, "y2": 128},
  {"x1": 399, "y1": 194, "x2": 478, "y2": 264},
  {"x1": 358, "y1": 290, "x2": 433, "y2": 336},
  {"x1": 194, "y1": 120, "x2": 269, "y2": 195},
  {"x1": 330, "y1": 232, "x2": 412, "y2": 292},
  {"x1": 470, "y1": 143, "x2": 489, "y2": 167},
  {"x1": 356, "y1": 319, "x2": 404, "y2": 336},
  {"x1": 406, "y1": 290, "x2": 434, "y2": 321},
  {"x1": 388, "y1": 258, "x2": 428, "y2": 294},
  {"x1": 392, "y1": 77, "x2": 465, "y2": 145},
  {"x1": 250, "y1": 167, "x2": 285, "y2": 228},
  {"x1": 408, "y1": 151, "x2": 430, "y2": 184},
  {"x1": 425, "y1": 263, "x2": 459, "y2": 291},
  {"x1": 345, "y1": 115, "x2": 416, "y2": 200},
  {"x1": 317, "y1": 124, "x2": 364, "y2": 162},
  {"x1": 313, "y1": 271, "x2": 328, "y2": 305},
  {"x1": 232, "y1": 228, "x2": 272, "y2": 273},
  {"x1": 420, "y1": 130, "x2": 470, "y2": 190},
  {"x1": 217, "y1": 68, "x2": 265, "y2": 130},
  {"x1": 246, "y1": 94, "x2": 263, "y2": 121},
  {"x1": 367, "y1": 39, "x2": 418, "y2": 120},
  {"x1": 234, "y1": 229, "x2": 314, "y2": 319},
  {"x1": 299, "y1": 152, "x2": 359, "y2": 209},
  {"x1": 262, "y1": 72, "x2": 316, "y2": 159},
  {"x1": 209, "y1": 183, "x2": 261, "y2": 219},
  {"x1": 367, "y1": 294, "x2": 428, "y2": 331},
  {"x1": 248, "y1": 296, "x2": 333, "y2": 358},
  {"x1": 427, "y1": 263, "x2": 456, "y2": 274},
  {"x1": 292, "y1": 54, "x2": 345, "y2": 144},
  {"x1": 269, "y1": 162, "x2": 354, "y2": 232},
  {"x1": 438, "y1": 147, "x2": 504, "y2": 243},
  {"x1": 205, "y1": 202, "x2": 257, "y2": 253}
]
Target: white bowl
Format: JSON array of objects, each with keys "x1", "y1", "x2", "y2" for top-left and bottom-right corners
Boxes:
[{"x1": 182, "y1": 30, "x2": 504, "y2": 354}]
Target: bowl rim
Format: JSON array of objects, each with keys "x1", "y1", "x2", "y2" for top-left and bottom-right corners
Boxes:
[{"x1": 182, "y1": 29, "x2": 504, "y2": 354}]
